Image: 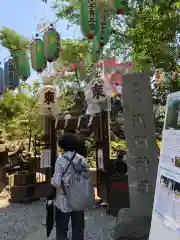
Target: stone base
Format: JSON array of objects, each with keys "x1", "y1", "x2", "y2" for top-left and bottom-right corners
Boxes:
[{"x1": 114, "y1": 209, "x2": 151, "y2": 240}]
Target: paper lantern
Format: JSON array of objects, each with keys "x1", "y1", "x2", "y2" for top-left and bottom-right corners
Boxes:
[
  {"x1": 39, "y1": 84, "x2": 58, "y2": 116},
  {"x1": 4, "y1": 59, "x2": 19, "y2": 89},
  {"x1": 13, "y1": 49, "x2": 30, "y2": 80},
  {"x1": 0, "y1": 68, "x2": 6, "y2": 94},
  {"x1": 96, "y1": 0, "x2": 127, "y2": 15},
  {"x1": 84, "y1": 77, "x2": 112, "y2": 114},
  {"x1": 43, "y1": 26, "x2": 60, "y2": 62},
  {"x1": 80, "y1": 0, "x2": 100, "y2": 39},
  {"x1": 97, "y1": 17, "x2": 111, "y2": 46},
  {"x1": 113, "y1": 0, "x2": 128, "y2": 14},
  {"x1": 30, "y1": 38, "x2": 47, "y2": 73},
  {"x1": 85, "y1": 77, "x2": 112, "y2": 103},
  {"x1": 91, "y1": 39, "x2": 103, "y2": 63}
]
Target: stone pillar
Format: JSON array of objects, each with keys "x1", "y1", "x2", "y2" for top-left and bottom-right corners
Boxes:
[{"x1": 114, "y1": 73, "x2": 158, "y2": 239}]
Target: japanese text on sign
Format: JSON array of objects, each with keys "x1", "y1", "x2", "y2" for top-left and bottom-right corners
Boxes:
[
  {"x1": 138, "y1": 180, "x2": 153, "y2": 193},
  {"x1": 132, "y1": 113, "x2": 146, "y2": 129},
  {"x1": 91, "y1": 79, "x2": 105, "y2": 100},
  {"x1": 136, "y1": 156, "x2": 150, "y2": 172},
  {"x1": 44, "y1": 91, "x2": 55, "y2": 105},
  {"x1": 132, "y1": 82, "x2": 142, "y2": 103}
]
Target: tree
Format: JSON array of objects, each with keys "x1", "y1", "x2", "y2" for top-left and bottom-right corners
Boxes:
[
  {"x1": 44, "y1": 0, "x2": 180, "y2": 138},
  {"x1": 0, "y1": 27, "x2": 28, "y2": 52},
  {"x1": 0, "y1": 81, "x2": 42, "y2": 141},
  {"x1": 54, "y1": 38, "x2": 90, "y2": 114},
  {"x1": 44, "y1": 0, "x2": 180, "y2": 72},
  {"x1": 60, "y1": 38, "x2": 89, "y2": 65},
  {"x1": 128, "y1": 2, "x2": 180, "y2": 72},
  {"x1": 0, "y1": 27, "x2": 41, "y2": 141}
]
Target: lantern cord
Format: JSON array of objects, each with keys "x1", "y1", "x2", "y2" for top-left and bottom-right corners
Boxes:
[{"x1": 0, "y1": 18, "x2": 60, "y2": 65}]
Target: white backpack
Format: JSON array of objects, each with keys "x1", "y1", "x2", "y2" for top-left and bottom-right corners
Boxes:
[{"x1": 61, "y1": 152, "x2": 95, "y2": 211}]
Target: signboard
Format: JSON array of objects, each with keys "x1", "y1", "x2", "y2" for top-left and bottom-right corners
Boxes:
[
  {"x1": 122, "y1": 72, "x2": 158, "y2": 218},
  {"x1": 149, "y1": 92, "x2": 180, "y2": 240},
  {"x1": 97, "y1": 148, "x2": 105, "y2": 171},
  {"x1": 39, "y1": 85, "x2": 58, "y2": 116},
  {"x1": 84, "y1": 77, "x2": 112, "y2": 115},
  {"x1": 40, "y1": 149, "x2": 51, "y2": 168}
]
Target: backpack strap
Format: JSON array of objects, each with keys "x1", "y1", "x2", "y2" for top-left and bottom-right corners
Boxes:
[
  {"x1": 61, "y1": 151, "x2": 76, "y2": 178},
  {"x1": 61, "y1": 152, "x2": 76, "y2": 196}
]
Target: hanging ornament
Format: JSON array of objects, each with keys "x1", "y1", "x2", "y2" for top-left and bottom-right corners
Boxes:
[
  {"x1": 4, "y1": 59, "x2": 20, "y2": 89},
  {"x1": 84, "y1": 77, "x2": 112, "y2": 114},
  {"x1": 80, "y1": 0, "x2": 100, "y2": 39},
  {"x1": 13, "y1": 74, "x2": 20, "y2": 88},
  {"x1": 96, "y1": 0, "x2": 127, "y2": 15},
  {"x1": 43, "y1": 25, "x2": 60, "y2": 62},
  {"x1": 0, "y1": 68, "x2": 6, "y2": 94},
  {"x1": 113, "y1": 0, "x2": 128, "y2": 15},
  {"x1": 155, "y1": 68, "x2": 164, "y2": 86},
  {"x1": 91, "y1": 39, "x2": 103, "y2": 63},
  {"x1": 39, "y1": 84, "x2": 58, "y2": 116},
  {"x1": 30, "y1": 36, "x2": 47, "y2": 73},
  {"x1": 97, "y1": 16, "x2": 111, "y2": 46},
  {"x1": 85, "y1": 77, "x2": 112, "y2": 103},
  {"x1": 13, "y1": 49, "x2": 30, "y2": 80}
]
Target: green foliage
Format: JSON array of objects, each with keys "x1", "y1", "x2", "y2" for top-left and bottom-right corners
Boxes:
[
  {"x1": 45, "y1": 0, "x2": 180, "y2": 72},
  {"x1": 0, "y1": 27, "x2": 28, "y2": 52},
  {"x1": 128, "y1": 2, "x2": 180, "y2": 71},
  {"x1": 60, "y1": 39, "x2": 89, "y2": 65},
  {"x1": 0, "y1": 81, "x2": 42, "y2": 140}
]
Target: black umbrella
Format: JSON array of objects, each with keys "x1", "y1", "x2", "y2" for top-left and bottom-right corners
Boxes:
[{"x1": 46, "y1": 198, "x2": 55, "y2": 237}]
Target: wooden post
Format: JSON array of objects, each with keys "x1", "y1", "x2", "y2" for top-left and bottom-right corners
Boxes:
[
  {"x1": 95, "y1": 111, "x2": 110, "y2": 202},
  {"x1": 44, "y1": 116, "x2": 57, "y2": 181},
  {"x1": 50, "y1": 117, "x2": 57, "y2": 176},
  {"x1": 44, "y1": 116, "x2": 50, "y2": 181}
]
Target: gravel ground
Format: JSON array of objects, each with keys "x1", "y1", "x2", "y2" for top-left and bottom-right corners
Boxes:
[{"x1": 0, "y1": 198, "x2": 116, "y2": 240}]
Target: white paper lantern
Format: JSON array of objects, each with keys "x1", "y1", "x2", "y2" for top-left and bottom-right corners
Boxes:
[
  {"x1": 85, "y1": 77, "x2": 112, "y2": 103},
  {"x1": 84, "y1": 77, "x2": 112, "y2": 114},
  {"x1": 39, "y1": 84, "x2": 59, "y2": 116}
]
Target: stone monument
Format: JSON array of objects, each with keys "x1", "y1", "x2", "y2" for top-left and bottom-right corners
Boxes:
[{"x1": 114, "y1": 73, "x2": 158, "y2": 239}]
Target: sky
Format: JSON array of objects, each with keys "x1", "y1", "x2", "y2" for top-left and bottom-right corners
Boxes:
[{"x1": 0, "y1": 0, "x2": 82, "y2": 83}]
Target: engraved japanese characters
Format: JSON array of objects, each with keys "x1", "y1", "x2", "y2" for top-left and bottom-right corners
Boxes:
[{"x1": 122, "y1": 73, "x2": 158, "y2": 217}]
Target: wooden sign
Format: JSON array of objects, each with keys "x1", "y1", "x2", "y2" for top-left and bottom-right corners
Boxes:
[{"x1": 40, "y1": 149, "x2": 51, "y2": 168}]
